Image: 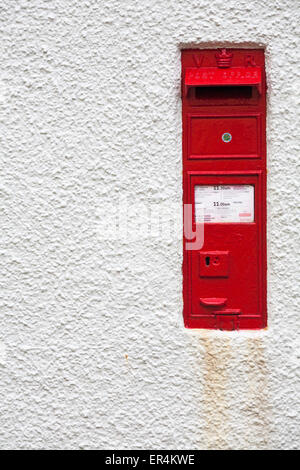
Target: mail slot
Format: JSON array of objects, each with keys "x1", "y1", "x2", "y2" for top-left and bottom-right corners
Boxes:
[{"x1": 182, "y1": 49, "x2": 267, "y2": 330}]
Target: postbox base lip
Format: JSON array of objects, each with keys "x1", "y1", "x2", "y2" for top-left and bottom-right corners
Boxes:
[{"x1": 184, "y1": 316, "x2": 267, "y2": 331}]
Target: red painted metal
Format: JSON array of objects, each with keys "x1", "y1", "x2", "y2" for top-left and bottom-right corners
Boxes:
[
  {"x1": 184, "y1": 66, "x2": 262, "y2": 97},
  {"x1": 182, "y1": 49, "x2": 267, "y2": 330}
]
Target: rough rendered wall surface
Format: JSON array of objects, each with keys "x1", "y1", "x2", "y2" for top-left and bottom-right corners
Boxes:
[{"x1": 0, "y1": 0, "x2": 299, "y2": 450}]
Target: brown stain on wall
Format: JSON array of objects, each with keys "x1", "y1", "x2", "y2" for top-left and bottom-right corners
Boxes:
[
  {"x1": 242, "y1": 338, "x2": 271, "y2": 448},
  {"x1": 192, "y1": 334, "x2": 271, "y2": 450},
  {"x1": 200, "y1": 336, "x2": 232, "y2": 449}
]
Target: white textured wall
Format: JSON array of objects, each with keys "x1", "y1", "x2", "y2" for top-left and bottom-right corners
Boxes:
[{"x1": 0, "y1": 0, "x2": 299, "y2": 450}]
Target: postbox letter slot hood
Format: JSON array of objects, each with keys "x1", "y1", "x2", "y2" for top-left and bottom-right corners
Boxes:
[{"x1": 184, "y1": 66, "x2": 262, "y2": 96}]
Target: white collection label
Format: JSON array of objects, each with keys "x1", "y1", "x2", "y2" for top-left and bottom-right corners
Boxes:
[{"x1": 195, "y1": 185, "x2": 254, "y2": 223}]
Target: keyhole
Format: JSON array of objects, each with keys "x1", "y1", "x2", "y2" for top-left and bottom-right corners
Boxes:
[{"x1": 205, "y1": 256, "x2": 210, "y2": 266}]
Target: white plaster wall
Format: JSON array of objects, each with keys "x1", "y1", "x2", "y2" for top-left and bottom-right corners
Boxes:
[{"x1": 0, "y1": 0, "x2": 299, "y2": 450}]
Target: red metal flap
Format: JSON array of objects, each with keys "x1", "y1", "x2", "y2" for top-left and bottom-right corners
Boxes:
[
  {"x1": 184, "y1": 66, "x2": 262, "y2": 96},
  {"x1": 200, "y1": 298, "x2": 227, "y2": 307}
]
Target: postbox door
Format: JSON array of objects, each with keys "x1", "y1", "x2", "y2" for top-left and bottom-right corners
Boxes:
[{"x1": 184, "y1": 171, "x2": 266, "y2": 330}]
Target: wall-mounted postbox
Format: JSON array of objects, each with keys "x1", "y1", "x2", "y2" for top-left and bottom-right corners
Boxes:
[{"x1": 182, "y1": 49, "x2": 267, "y2": 330}]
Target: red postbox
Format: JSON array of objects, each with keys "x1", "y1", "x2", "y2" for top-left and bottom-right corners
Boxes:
[{"x1": 182, "y1": 49, "x2": 267, "y2": 330}]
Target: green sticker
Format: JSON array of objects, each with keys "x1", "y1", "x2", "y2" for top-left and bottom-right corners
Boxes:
[{"x1": 222, "y1": 132, "x2": 232, "y2": 143}]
